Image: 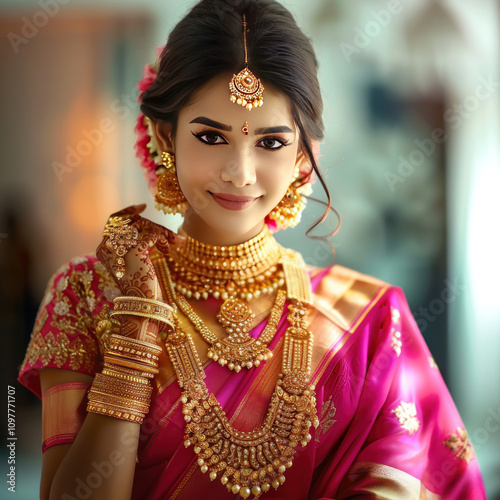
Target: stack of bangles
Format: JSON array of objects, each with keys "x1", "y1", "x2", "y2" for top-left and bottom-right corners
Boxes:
[{"x1": 87, "y1": 296, "x2": 175, "y2": 423}]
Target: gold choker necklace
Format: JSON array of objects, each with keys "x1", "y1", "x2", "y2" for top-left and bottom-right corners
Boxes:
[{"x1": 167, "y1": 226, "x2": 284, "y2": 301}]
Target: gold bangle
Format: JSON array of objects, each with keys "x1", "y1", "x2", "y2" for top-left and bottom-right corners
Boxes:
[
  {"x1": 87, "y1": 402, "x2": 145, "y2": 423},
  {"x1": 103, "y1": 354, "x2": 159, "y2": 376},
  {"x1": 102, "y1": 367, "x2": 150, "y2": 385},
  {"x1": 112, "y1": 309, "x2": 174, "y2": 328},
  {"x1": 88, "y1": 392, "x2": 150, "y2": 413},
  {"x1": 109, "y1": 333, "x2": 163, "y2": 354},
  {"x1": 106, "y1": 349, "x2": 160, "y2": 368},
  {"x1": 111, "y1": 297, "x2": 175, "y2": 330},
  {"x1": 102, "y1": 362, "x2": 152, "y2": 380},
  {"x1": 91, "y1": 373, "x2": 152, "y2": 397}
]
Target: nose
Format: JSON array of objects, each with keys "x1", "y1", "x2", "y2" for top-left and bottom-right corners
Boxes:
[{"x1": 221, "y1": 152, "x2": 256, "y2": 188}]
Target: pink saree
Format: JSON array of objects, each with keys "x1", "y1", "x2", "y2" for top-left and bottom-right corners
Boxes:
[{"x1": 19, "y1": 254, "x2": 485, "y2": 499}]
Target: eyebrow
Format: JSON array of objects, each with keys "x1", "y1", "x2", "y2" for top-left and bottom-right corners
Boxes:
[
  {"x1": 189, "y1": 116, "x2": 232, "y2": 131},
  {"x1": 255, "y1": 125, "x2": 294, "y2": 135}
]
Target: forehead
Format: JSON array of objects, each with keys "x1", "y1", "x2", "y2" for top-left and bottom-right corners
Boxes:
[{"x1": 179, "y1": 73, "x2": 295, "y2": 127}]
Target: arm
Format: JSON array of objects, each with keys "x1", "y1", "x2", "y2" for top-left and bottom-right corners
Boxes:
[
  {"x1": 35, "y1": 206, "x2": 172, "y2": 500},
  {"x1": 40, "y1": 366, "x2": 141, "y2": 500}
]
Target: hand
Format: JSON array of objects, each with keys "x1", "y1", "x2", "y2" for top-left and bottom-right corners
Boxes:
[
  {"x1": 96, "y1": 204, "x2": 172, "y2": 342},
  {"x1": 97, "y1": 204, "x2": 170, "y2": 299}
]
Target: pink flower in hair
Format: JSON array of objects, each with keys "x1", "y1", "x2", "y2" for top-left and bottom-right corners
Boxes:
[{"x1": 134, "y1": 46, "x2": 165, "y2": 196}]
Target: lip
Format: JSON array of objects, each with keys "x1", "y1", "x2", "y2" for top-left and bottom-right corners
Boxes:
[{"x1": 209, "y1": 192, "x2": 260, "y2": 211}]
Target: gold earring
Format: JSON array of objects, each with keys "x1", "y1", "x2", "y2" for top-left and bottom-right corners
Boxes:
[
  {"x1": 267, "y1": 166, "x2": 308, "y2": 229},
  {"x1": 155, "y1": 152, "x2": 188, "y2": 215}
]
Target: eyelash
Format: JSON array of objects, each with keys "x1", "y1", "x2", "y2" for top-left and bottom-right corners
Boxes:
[{"x1": 191, "y1": 131, "x2": 291, "y2": 150}]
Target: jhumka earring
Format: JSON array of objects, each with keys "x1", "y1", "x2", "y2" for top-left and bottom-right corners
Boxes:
[
  {"x1": 268, "y1": 165, "x2": 309, "y2": 229},
  {"x1": 155, "y1": 152, "x2": 188, "y2": 215},
  {"x1": 229, "y1": 15, "x2": 264, "y2": 110}
]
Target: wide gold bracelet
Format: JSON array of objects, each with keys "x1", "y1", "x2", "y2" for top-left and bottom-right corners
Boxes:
[
  {"x1": 91, "y1": 373, "x2": 152, "y2": 398},
  {"x1": 86, "y1": 332, "x2": 162, "y2": 423},
  {"x1": 106, "y1": 334, "x2": 162, "y2": 367},
  {"x1": 88, "y1": 392, "x2": 150, "y2": 414},
  {"x1": 87, "y1": 403, "x2": 145, "y2": 423},
  {"x1": 87, "y1": 370, "x2": 153, "y2": 423},
  {"x1": 111, "y1": 296, "x2": 175, "y2": 331},
  {"x1": 102, "y1": 367, "x2": 150, "y2": 385}
]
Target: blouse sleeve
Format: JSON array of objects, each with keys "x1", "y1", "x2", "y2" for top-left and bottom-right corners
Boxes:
[
  {"x1": 18, "y1": 255, "x2": 121, "y2": 398},
  {"x1": 311, "y1": 286, "x2": 486, "y2": 499}
]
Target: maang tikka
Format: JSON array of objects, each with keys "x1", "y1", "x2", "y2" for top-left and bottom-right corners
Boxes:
[
  {"x1": 155, "y1": 151, "x2": 189, "y2": 215},
  {"x1": 229, "y1": 15, "x2": 264, "y2": 110}
]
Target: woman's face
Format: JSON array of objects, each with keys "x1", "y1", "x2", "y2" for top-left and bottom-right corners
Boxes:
[{"x1": 163, "y1": 73, "x2": 301, "y2": 245}]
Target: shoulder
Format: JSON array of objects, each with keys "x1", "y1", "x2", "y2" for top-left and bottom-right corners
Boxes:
[
  {"x1": 45, "y1": 254, "x2": 121, "y2": 305},
  {"x1": 308, "y1": 264, "x2": 417, "y2": 385},
  {"x1": 309, "y1": 263, "x2": 398, "y2": 331},
  {"x1": 18, "y1": 254, "x2": 121, "y2": 396}
]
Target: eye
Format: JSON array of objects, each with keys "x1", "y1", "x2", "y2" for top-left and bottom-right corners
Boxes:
[
  {"x1": 192, "y1": 131, "x2": 227, "y2": 145},
  {"x1": 257, "y1": 137, "x2": 290, "y2": 150}
]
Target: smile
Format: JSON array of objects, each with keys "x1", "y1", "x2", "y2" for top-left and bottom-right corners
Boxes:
[{"x1": 209, "y1": 192, "x2": 261, "y2": 211}]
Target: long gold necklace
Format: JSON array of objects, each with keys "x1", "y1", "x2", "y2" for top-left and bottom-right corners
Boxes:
[{"x1": 154, "y1": 252, "x2": 318, "y2": 499}]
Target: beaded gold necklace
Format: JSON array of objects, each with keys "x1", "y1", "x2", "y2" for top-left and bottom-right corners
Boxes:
[
  {"x1": 151, "y1": 247, "x2": 318, "y2": 499},
  {"x1": 166, "y1": 225, "x2": 283, "y2": 301}
]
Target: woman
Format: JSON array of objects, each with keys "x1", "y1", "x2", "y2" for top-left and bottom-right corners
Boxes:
[{"x1": 19, "y1": 0, "x2": 485, "y2": 498}]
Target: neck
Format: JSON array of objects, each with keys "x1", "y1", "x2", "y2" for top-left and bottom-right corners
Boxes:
[{"x1": 180, "y1": 211, "x2": 266, "y2": 246}]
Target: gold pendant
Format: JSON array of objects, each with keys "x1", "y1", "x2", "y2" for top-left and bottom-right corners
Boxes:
[{"x1": 206, "y1": 293, "x2": 286, "y2": 371}]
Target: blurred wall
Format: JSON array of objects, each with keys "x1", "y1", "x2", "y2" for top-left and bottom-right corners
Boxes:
[{"x1": 1, "y1": 0, "x2": 499, "y2": 497}]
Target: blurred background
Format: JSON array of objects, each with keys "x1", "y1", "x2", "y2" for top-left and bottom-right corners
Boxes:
[{"x1": 1, "y1": 0, "x2": 499, "y2": 497}]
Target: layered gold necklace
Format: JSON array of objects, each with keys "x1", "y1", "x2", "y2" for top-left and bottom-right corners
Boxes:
[
  {"x1": 164, "y1": 226, "x2": 312, "y2": 372},
  {"x1": 151, "y1": 232, "x2": 319, "y2": 498},
  {"x1": 166, "y1": 225, "x2": 284, "y2": 301},
  {"x1": 152, "y1": 239, "x2": 319, "y2": 499}
]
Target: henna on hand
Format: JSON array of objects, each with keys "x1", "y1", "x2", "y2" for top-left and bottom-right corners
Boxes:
[{"x1": 96, "y1": 205, "x2": 173, "y2": 343}]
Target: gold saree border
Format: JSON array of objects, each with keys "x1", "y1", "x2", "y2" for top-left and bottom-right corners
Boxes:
[
  {"x1": 339, "y1": 461, "x2": 441, "y2": 500},
  {"x1": 42, "y1": 381, "x2": 90, "y2": 450},
  {"x1": 310, "y1": 265, "x2": 389, "y2": 385},
  {"x1": 168, "y1": 462, "x2": 199, "y2": 500}
]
